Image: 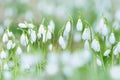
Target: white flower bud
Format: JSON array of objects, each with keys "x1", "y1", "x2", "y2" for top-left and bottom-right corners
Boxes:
[
  {"x1": 18, "y1": 23, "x2": 27, "y2": 28},
  {"x1": 28, "y1": 23, "x2": 34, "y2": 29},
  {"x1": 6, "y1": 40, "x2": 13, "y2": 50},
  {"x1": 102, "y1": 24, "x2": 108, "y2": 36},
  {"x1": 109, "y1": 33, "x2": 115, "y2": 45},
  {"x1": 104, "y1": 49, "x2": 111, "y2": 56},
  {"x1": 16, "y1": 46, "x2": 22, "y2": 55},
  {"x1": 30, "y1": 30, "x2": 36, "y2": 43},
  {"x1": 2, "y1": 33, "x2": 8, "y2": 43},
  {"x1": 48, "y1": 20, "x2": 55, "y2": 33},
  {"x1": 0, "y1": 50, "x2": 7, "y2": 59},
  {"x1": 64, "y1": 21, "x2": 71, "y2": 33},
  {"x1": 82, "y1": 28, "x2": 91, "y2": 40},
  {"x1": 20, "y1": 33, "x2": 28, "y2": 46},
  {"x1": 37, "y1": 24, "x2": 45, "y2": 39},
  {"x1": 91, "y1": 39, "x2": 100, "y2": 52},
  {"x1": 46, "y1": 30, "x2": 52, "y2": 40},
  {"x1": 113, "y1": 42, "x2": 120, "y2": 55},
  {"x1": 7, "y1": 31, "x2": 13, "y2": 37},
  {"x1": 76, "y1": 19, "x2": 83, "y2": 31},
  {"x1": 59, "y1": 36, "x2": 66, "y2": 49},
  {"x1": 42, "y1": 30, "x2": 46, "y2": 43}
]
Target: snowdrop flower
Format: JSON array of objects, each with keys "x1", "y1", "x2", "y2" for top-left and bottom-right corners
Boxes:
[
  {"x1": 110, "y1": 66, "x2": 120, "y2": 80},
  {"x1": 42, "y1": 30, "x2": 46, "y2": 43},
  {"x1": 113, "y1": 42, "x2": 120, "y2": 55},
  {"x1": 16, "y1": 46, "x2": 22, "y2": 55},
  {"x1": 20, "y1": 33, "x2": 28, "y2": 46},
  {"x1": 109, "y1": 32, "x2": 115, "y2": 45},
  {"x1": 7, "y1": 31, "x2": 13, "y2": 37},
  {"x1": 96, "y1": 17, "x2": 108, "y2": 37},
  {"x1": 76, "y1": 18, "x2": 83, "y2": 31},
  {"x1": 28, "y1": 23, "x2": 35, "y2": 29},
  {"x1": 18, "y1": 23, "x2": 27, "y2": 28},
  {"x1": 95, "y1": 18, "x2": 104, "y2": 33},
  {"x1": 101, "y1": 24, "x2": 108, "y2": 37},
  {"x1": 0, "y1": 50, "x2": 7, "y2": 59},
  {"x1": 2, "y1": 33, "x2": 8, "y2": 43},
  {"x1": 64, "y1": 21, "x2": 71, "y2": 33},
  {"x1": 63, "y1": 21, "x2": 71, "y2": 38},
  {"x1": 104, "y1": 49, "x2": 111, "y2": 56},
  {"x1": 30, "y1": 30, "x2": 36, "y2": 43},
  {"x1": 91, "y1": 39, "x2": 100, "y2": 52},
  {"x1": 46, "y1": 30, "x2": 52, "y2": 40},
  {"x1": 12, "y1": 42, "x2": 16, "y2": 49},
  {"x1": 37, "y1": 24, "x2": 45, "y2": 39},
  {"x1": 48, "y1": 20, "x2": 55, "y2": 33},
  {"x1": 84, "y1": 40, "x2": 89, "y2": 50},
  {"x1": 59, "y1": 36, "x2": 66, "y2": 49},
  {"x1": 82, "y1": 27, "x2": 91, "y2": 40},
  {"x1": 96, "y1": 58, "x2": 102, "y2": 66},
  {"x1": 6, "y1": 40, "x2": 13, "y2": 50}
]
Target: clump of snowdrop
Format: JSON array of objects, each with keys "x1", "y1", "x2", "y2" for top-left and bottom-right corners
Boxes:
[
  {"x1": 82, "y1": 27, "x2": 91, "y2": 40},
  {"x1": 91, "y1": 38, "x2": 100, "y2": 52}
]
